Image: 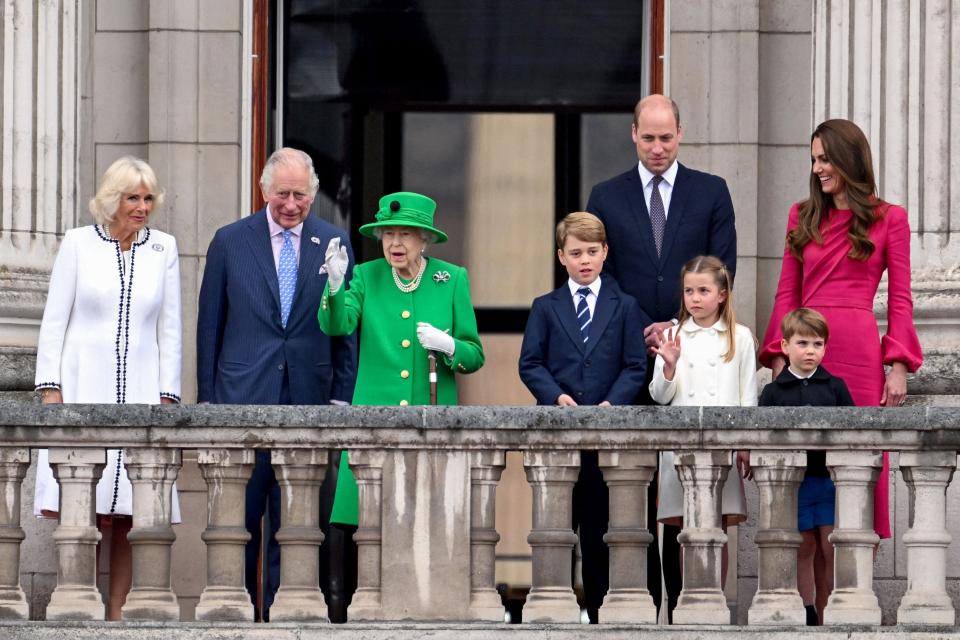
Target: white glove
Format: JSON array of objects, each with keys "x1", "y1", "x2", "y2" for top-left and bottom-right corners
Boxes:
[
  {"x1": 324, "y1": 237, "x2": 348, "y2": 293},
  {"x1": 416, "y1": 322, "x2": 455, "y2": 356}
]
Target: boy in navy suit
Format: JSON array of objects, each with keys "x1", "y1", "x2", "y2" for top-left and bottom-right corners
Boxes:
[{"x1": 519, "y1": 212, "x2": 649, "y2": 623}]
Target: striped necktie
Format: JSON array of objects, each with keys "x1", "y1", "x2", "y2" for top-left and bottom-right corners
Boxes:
[
  {"x1": 577, "y1": 287, "x2": 591, "y2": 343},
  {"x1": 278, "y1": 229, "x2": 297, "y2": 328}
]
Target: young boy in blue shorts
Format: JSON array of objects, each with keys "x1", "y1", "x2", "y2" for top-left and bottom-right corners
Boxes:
[{"x1": 759, "y1": 307, "x2": 854, "y2": 626}]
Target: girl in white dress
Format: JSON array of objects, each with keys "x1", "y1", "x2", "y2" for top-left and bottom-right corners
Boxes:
[
  {"x1": 34, "y1": 156, "x2": 181, "y2": 620},
  {"x1": 649, "y1": 255, "x2": 757, "y2": 584}
]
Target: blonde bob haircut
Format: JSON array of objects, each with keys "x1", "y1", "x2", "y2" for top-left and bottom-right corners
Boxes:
[{"x1": 88, "y1": 156, "x2": 164, "y2": 226}]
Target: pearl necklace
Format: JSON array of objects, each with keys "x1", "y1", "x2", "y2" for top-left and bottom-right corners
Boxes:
[{"x1": 392, "y1": 258, "x2": 427, "y2": 293}]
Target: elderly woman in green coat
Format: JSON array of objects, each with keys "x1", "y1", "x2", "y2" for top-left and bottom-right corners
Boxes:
[{"x1": 318, "y1": 192, "x2": 484, "y2": 523}]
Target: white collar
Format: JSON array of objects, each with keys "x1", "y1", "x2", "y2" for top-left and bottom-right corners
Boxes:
[
  {"x1": 637, "y1": 159, "x2": 679, "y2": 190},
  {"x1": 787, "y1": 366, "x2": 818, "y2": 379},
  {"x1": 680, "y1": 316, "x2": 728, "y2": 334},
  {"x1": 567, "y1": 277, "x2": 601, "y2": 298}
]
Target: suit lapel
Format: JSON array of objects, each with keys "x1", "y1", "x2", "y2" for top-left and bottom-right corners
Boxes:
[
  {"x1": 623, "y1": 169, "x2": 661, "y2": 270},
  {"x1": 549, "y1": 288, "x2": 586, "y2": 355},
  {"x1": 584, "y1": 281, "x2": 618, "y2": 357},
  {"x1": 291, "y1": 217, "x2": 326, "y2": 313},
  {"x1": 242, "y1": 210, "x2": 281, "y2": 311},
  {"x1": 659, "y1": 163, "x2": 689, "y2": 267}
]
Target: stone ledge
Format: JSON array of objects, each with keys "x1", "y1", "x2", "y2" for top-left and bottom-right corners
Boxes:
[{"x1": 2, "y1": 621, "x2": 960, "y2": 639}]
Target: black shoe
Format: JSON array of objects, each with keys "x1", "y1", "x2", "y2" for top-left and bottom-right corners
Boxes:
[{"x1": 805, "y1": 604, "x2": 818, "y2": 626}]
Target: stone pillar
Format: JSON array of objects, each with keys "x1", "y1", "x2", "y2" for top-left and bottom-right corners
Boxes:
[
  {"x1": 747, "y1": 450, "x2": 805, "y2": 625},
  {"x1": 672, "y1": 450, "x2": 731, "y2": 624},
  {"x1": 0, "y1": 448, "x2": 30, "y2": 619},
  {"x1": 0, "y1": 0, "x2": 81, "y2": 394},
  {"x1": 823, "y1": 451, "x2": 882, "y2": 625},
  {"x1": 45, "y1": 448, "x2": 105, "y2": 621},
  {"x1": 269, "y1": 448, "x2": 327, "y2": 622},
  {"x1": 121, "y1": 448, "x2": 182, "y2": 620},
  {"x1": 349, "y1": 449, "x2": 387, "y2": 621},
  {"x1": 812, "y1": 0, "x2": 960, "y2": 395},
  {"x1": 195, "y1": 448, "x2": 255, "y2": 622},
  {"x1": 597, "y1": 450, "x2": 657, "y2": 624},
  {"x1": 467, "y1": 450, "x2": 505, "y2": 621},
  {"x1": 521, "y1": 451, "x2": 580, "y2": 623},
  {"x1": 897, "y1": 450, "x2": 956, "y2": 625}
]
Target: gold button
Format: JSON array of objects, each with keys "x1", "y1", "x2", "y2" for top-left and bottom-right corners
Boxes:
[
  {"x1": 401, "y1": 339, "x2": 411, "y2": 348},
  {"x1": 399, "y1": 399, "x2": 408, "y2": 406},
  {"x1": 401, "y1": 310, "x2": 411, "y2": 319},
  {"x1": 400, "y1": 370, "x2": 410, "y2": 379}
]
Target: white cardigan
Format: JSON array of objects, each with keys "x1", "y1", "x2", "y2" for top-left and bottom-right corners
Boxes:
[
  {"x1": 650, "y1": 317, "x2": 758, "y2": 522},
  {"x1": 34, "y1": 225, "x2": 181, "y2": 517}
]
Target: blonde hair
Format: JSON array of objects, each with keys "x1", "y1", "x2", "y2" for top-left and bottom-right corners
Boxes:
[
  {"x1": 677, "y1": 255, "x2": 737, "y2": 362},
  {"x1": 781, "y1": 307, "x2": 830, "y2": 342},
  {"x1": 556, "y1": 211, "x2": 606, "y2": 249},
  {"x1": 88, "y1": 156, "x2": 164, "y2": 225}
]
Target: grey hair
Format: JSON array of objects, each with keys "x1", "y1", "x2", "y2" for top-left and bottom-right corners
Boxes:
[
  {"x1": 88, "y1": 156, "x2": 165, "y2": 225},
  {"x1": 372, "y1": 227, "x2": 436, "y2": 245},
  {"x1": 259, "y1": 147, "x2": 320, "y2": 196}
]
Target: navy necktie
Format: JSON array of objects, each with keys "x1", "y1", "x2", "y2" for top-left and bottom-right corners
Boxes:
[
  {"x1": 278, "y1": 229, "x2": 297, "y2": 327},
  {"x1": 577, "y1": 287, "x2": 591, "y2": 343},
  {"x1": 649, "y1": 174, "x2": 666, "y2": 256}
]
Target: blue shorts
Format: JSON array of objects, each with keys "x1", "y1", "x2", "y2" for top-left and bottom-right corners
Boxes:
[{"x1": 798, "y1": 475, "x2": 835, "y2": 531}]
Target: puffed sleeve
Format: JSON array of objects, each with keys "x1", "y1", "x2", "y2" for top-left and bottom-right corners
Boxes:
[
  {"x1": 318, "y1": 262, "x2": 365, "y2": 337},
  {"x1": 158, "y1": 235, "x2": 182, "y2": 402},
  {"x1": 649, "y1": 354, "x2": 678, "y2": 405},
  {"x1": 759, "y1": 203, "x2": 803, "y2": 368},
  {"x1": 34, "y1": 230, "x2": 79, "y2": 390},
  {"x1": 880, "y1": 205, "x2": 922, "y2": 371},
  {"x1": 737, "y1": 325, "x2": 759, "y2": 407},
  {"x1": 443, "y1": 266, "x2": 484, "y2": 374}
]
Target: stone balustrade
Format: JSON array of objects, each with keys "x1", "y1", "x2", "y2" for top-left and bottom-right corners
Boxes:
[{"x1": 0, "y1": 402, "x2": 957, "y2": 631}]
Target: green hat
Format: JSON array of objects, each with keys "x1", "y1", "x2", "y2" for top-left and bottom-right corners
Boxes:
[{"x1": 358, "y1": 192, "x2": 448, "y2": 244}]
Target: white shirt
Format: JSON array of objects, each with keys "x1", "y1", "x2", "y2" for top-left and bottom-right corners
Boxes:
[
  {"x1": 566, "y1": 277, "x2": 601, "y2": 319},
  {"x1": 637, "y1": 159, "x2": 679, "y2": 219}
]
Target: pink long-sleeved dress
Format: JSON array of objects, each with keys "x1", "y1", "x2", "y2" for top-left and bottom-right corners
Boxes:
[{"x1": 760, "y1": 201, "x2": 923, "y2": 538}]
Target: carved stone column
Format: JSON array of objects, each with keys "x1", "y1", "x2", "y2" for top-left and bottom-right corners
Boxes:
[
  {"x1": 672, "y1": 450, "x2": 731, "y2": 624},
  {"x1": 597, "y1": 450, "x2": 657, "y2": 624},
  {"x1": 522, "y1": 451, "x2": 580, "y2": 623},
  {"x1": 269, "y1": 448, "x2": 327, "y2": 622},
  {"x1": 747, "y1": 450, "x2": 805, "y2": 625},
  {"x1": 823, "y1": 451, "x2": 882, "y2": 625},
  {"x1": 121, "y1": 448, "x2": 182, "y2": 620},
  {"x1": 0, "y1": 448, "x2": 30, "y2": 619},
  {"x1": 45, "y1": 448, "x2": 105, "y2": 620},
  {"x1": 897, "y1": 450, "x2": 956, "y2": 625},
  {"x1": 468, "y1": 450, "x2": 505, "y2": 621},
  {"x1": 348, "y1": 449, "x2": 387, "y2": 621},
  {"x1": 195, "y1": 448, "x2": 255, "y2": 621}
]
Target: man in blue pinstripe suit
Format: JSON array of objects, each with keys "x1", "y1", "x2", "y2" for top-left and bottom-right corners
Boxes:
[{"x1": 197, "y1": 147, "x2": 357, "y2": 621}]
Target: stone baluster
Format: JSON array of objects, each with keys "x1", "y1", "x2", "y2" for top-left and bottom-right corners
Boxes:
[
  {"x1": 468, "y1": 450, "x2": 506, "y2": 621},
  {"x1": 597, "y1": 450, "x2": 657, "y2": 624},
  {"x1": 522, "y1": 451, "x2": 580, "y2": 623},
  {"x1": 0, "y1": 448, "x2": 30, "y2": 619},
  {"x1": 897, "y1": 451, "x2": 956, "y2": 625},
  {"x1": 672, "y1": 450, "x2": 731, "y2": 624},
  {"x1": 823, "y1": 451, "x2": 882, "y2": 625},
  {"x1": 348, "y1": 449, "x2": 387, "y2": 621},
  {"x1": 121, "y1": 448, "x2": 182, "y2": 620},
  {"x1": 195, "y1": 448, "x2": 255, "y2": 621},
  {"x1": 747, "y1": 450, "x2": 806, "y2": 625},
  {"x1": 269, "y1": 448, "x2": 327, "y2": 621},
  {"x1": 45, "y1": 448, "x2": 105, "y2": 620}
]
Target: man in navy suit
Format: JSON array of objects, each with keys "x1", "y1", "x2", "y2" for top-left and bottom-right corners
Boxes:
[
  {"x1": 197, "y1": 147, "x2": 357, "y2": 621},
  {"x1": 519, "y1": 212, "x2": 648, "y2": 623},
  {"x1": 586, "y1": 94, "x2": 737, "y2": 620}
]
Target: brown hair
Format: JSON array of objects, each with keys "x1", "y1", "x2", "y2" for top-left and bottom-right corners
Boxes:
[
  {"x1": 556, "y1": 211, "x2": 606, "y2": 249},
  {"x1": 781, "y1": 307, "x2": 829, "y2": 342},
  {"x1": 788, "y1": 119, "x2": 879, "y2": 261},
  {"x1": 677, "y1": 255, "x2": 737, "y2": 362}
]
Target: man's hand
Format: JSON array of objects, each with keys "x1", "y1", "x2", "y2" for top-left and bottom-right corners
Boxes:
[
  {"x1": 557, "y1": 394, "x2": 578, "y2": 406},
  {"x1": 644, "y1": 320, "x2": 677, "y2": 352},
  {"x1": 324, "y1": 237, "x2": 348, "y2": 293}
]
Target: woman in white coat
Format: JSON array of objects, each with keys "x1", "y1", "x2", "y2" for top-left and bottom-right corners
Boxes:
[{"x1": 34, "y1": 156, "x2": 181, "y2": 620}]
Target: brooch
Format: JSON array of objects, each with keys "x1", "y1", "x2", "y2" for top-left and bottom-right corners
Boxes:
[
  {"x1": 310, "y1": 236, "x2": 320, "y2": 245},
  {"x1": 152, "y1": 243, "x2": 164, "y2": 252},
  {"x1": 433, "y1": 270, "x2": 450, "y2": 283}
]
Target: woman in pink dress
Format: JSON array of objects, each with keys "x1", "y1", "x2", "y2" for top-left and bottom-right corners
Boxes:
[{"x1": 760, "y1": 118, "x2": 922, "y2": 541}]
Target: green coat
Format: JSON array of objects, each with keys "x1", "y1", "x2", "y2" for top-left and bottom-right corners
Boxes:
[{"x1": 318, "y1": 257, "x2": 484, "y2": 522}]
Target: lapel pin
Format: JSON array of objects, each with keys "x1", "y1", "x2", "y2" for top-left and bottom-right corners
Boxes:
[{"x1": 310, "y1": 236, "x2": 321, "y2": 245}]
